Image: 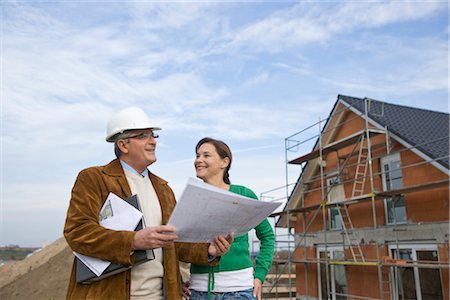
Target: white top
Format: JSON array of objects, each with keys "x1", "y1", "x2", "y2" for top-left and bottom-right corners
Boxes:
[
  {"x1": 189, "y1": 267, "x2": 254, "y2": 292},
  {"x1": 124, "y1": 168, "x2": 164, "y2": 300}
]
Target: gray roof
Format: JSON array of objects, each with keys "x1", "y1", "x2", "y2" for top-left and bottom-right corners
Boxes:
[{"x1": 338, "y1": 95, "x2": 449, "y2": 170}]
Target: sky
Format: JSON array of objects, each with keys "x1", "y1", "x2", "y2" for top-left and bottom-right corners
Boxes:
[{"x1": 1, "y1": 1, "x2": 448, "y2": 248}]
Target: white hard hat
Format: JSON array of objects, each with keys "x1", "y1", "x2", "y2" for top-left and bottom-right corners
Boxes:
[{"x1": 106, "y1": 107, "x2": 161, "y2": 142}]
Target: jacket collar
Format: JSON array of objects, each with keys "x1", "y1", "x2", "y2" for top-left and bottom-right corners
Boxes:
[
  {"x1": 103, "y1": 158, "x2": 171, "y2": 223},
  {"x1": 103, "y1": 158, "x2": 168, "y2": 185},
  {"x1": 103, "y1": 159, "x2": 125, "y2": 177}
]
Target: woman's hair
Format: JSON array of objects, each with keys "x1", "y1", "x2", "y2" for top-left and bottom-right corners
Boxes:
[{"x1": 196, "y1": 137, "x2": 232, "y2": 184}]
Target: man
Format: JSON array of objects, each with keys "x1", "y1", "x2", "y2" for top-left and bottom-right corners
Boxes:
[{"x1": 64, "y1": 107, "x2": 233, "y2": 299}]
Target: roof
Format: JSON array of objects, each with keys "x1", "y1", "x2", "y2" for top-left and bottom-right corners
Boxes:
[{"x1": 338, "y1": 95, "x2": 449, "y2": 170}]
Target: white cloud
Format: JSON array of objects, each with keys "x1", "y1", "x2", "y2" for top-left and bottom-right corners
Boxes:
[
  {"x1": 328, "y1": 1, "x2": 445, "y2": 30},
  {"x1": 3, "y1": 5, "x2": 229, "y2": 149},
  {"x1": 223, "y1": 17, "x2": 328, "y2": 53},
  {"x1": 272, "y1": 63, "x2": 312, "y2": 76},
  {"x1": 215, "y1": 1, "x2": 445, "y2": 53},
  {"x1": 243, "y1": 71, "x2": 270, "y2": 87},
  {"x1": 318, "y1": 36, "x2": 448, "y2": 97},
  {"x1": 178, "y1": 100, "x2": 332, "y2": 140},
  {"x1": 128, "y1": 2, "x2": 218, "y2": 33},
  {"x1": 4, "y1": 15, "x2": 139, "y2": 108},
  {"x1": 123, "y1": 49, "x2": 200, "y2": 79}
]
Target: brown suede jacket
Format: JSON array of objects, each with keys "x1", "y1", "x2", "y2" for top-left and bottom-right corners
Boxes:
[{"x1": 64, "y1": 159, "x2": 212, "y2": 300}]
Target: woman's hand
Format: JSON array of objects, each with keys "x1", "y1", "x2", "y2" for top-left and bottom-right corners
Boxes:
[
  {"x1": 181, "y1": 280, "x2": 191, "y2": 300},
  {"x1": 208, "y1": 232, "x2": 234, "y2": 256},
  {"x1": 253, "y1": 278, "x2": 262, "y2": 300}
]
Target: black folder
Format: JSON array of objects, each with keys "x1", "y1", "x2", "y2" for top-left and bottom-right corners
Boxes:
[{"x1": 76, "y1": 194, "x2": 155, "y2": 284}]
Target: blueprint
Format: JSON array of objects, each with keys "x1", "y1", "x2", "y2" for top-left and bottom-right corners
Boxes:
[{"x1": 168, "y1": 178, "x2": 281, "y2": 242}]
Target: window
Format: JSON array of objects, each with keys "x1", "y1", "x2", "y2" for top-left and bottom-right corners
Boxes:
[
  {"x1": 389, "y1": 244, "x2": 443, "y2": 300},
  {"x1": 327, "y1": 176, "x2": 345, "y2": 230},
  {"x1": 330, "y1": 207, "x2": 343, "y2": 230},
  {"x1": 381, "y1": 153, "x2": 407, "y2": 224},
  {"x1": 317, "y1": 246, "x2": 348, "y2": 300}
]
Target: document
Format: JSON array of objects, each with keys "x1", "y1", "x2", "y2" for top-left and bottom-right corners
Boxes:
[
  {"x1": 168, "y1": 178, "x2": 281, "y2": 242},
  {"x1": 74, "y1": 193, "x2": 144, "y2": 278}
]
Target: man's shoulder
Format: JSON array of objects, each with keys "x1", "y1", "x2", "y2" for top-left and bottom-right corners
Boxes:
[{"x1": 78, "y1": 159, "x2": 121, "y2": 176}]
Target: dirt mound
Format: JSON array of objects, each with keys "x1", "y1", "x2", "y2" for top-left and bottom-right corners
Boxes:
[
  {"x1": 0, "y1": 237, "x2": 73, "y2": 300},
  {"x1": 0, "y1": 237, "x2": 191, "y2": 299}
]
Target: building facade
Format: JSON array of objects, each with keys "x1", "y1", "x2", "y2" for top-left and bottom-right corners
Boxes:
[{"x1": 275, "y1": 95, "x2": 449, "y2": 300}]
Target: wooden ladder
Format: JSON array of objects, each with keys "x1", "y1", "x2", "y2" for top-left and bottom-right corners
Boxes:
[
  {"x1": 380, "y1": 267, "x2": 392, "y2": 299},
  {"x1": 337, "y1": 204, "x2": 365, "y2": 262},
  {"x1": 351, "y1": 135, "x2": 369, "y2": 198}
]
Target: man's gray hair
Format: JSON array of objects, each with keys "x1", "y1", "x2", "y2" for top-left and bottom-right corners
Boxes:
[{"x1": 112, "y1": 131, "x2": 135, "y2": 158}]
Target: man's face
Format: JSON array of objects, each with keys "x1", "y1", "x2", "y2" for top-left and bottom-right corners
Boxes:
[{"x1": 119, "y1": 129, "x2": 158, "y2": 171}]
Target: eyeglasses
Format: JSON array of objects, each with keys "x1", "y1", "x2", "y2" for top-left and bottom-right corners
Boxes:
[{"x1": 126, "y1": 132, "x2": 159, "y2": 140}]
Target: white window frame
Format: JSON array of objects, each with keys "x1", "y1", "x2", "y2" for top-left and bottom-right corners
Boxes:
[
  {"x1": 317, "y1": 245, "x2": 347, "y2": 300},
  {"x1": 388, "y1": 243, "x2": 442, "y2": 300},
  {"x1": 381, "y1": 153, "x2": 407, "y2": 225},
  {"x1": 326, "y1": 174, "x2": 344, "y2": 230}
]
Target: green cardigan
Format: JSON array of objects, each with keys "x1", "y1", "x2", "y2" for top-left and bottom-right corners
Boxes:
[{"x1": 190, "y1": 184, "x2": 275, "y2": 283}]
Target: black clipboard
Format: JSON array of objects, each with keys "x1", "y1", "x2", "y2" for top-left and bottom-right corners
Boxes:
[{"x1": 76, "y1": 194, "x2": 155, "y2": 284}]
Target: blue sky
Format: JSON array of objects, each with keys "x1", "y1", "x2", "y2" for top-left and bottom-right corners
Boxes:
[{"x1": 1, "y1": 1, "x2": 448, "y2": 247}]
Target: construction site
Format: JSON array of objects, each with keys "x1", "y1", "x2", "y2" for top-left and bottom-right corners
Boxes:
[
  {"x1": 0, "y1": 95, "x2": 448, "y2": 300},
  {"x1": 261, "y1": 95, "x2": 449, "y2": 300}
]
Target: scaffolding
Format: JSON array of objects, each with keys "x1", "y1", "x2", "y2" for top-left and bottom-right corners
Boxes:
[{"x1": 261, "y1": 98, "x2": 449, "y2": 300}]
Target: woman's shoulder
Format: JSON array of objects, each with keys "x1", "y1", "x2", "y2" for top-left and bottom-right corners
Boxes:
[{"x1": 230, "y1": 184, "x2": 258, "y2": 200}]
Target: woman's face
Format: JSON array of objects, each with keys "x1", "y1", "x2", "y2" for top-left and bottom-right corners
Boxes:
[{"x1": 194, "y1": 142, "x2": 228, "y2": 182}]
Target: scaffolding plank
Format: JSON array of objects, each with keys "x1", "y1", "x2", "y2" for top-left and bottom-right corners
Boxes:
[
  {"x1": 291, "y1": 259, "x2": 450, "y2": 269},
  {"x1": 376, "y1": 179, "x2": 449, "y2": 197},
  {"x1": 270, "y1": 203, "x2": 322, "y2": 216},
  {"x1": 288, "y1": 149, "x2": 321, "y2": 165},
  {"x1": 289, "y1": 128, "x2": 385, "y2": 165},
  {"x1": 271, "y1": 179, "x2": 449, "y2": 217},
  {"x1": 270, "y1": 194, "x2": 374, "y2": 216}
]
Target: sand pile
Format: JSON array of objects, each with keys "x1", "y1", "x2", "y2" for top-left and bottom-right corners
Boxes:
[
  {"x1": 0, "y1": 237, "x2": 73, "y2": 300},
  {"x1": 0, "y1": 237, "x2": 192, "y2": 299}
]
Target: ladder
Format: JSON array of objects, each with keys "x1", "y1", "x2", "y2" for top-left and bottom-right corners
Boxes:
[
  {"x1": 333, "y1": 134, "x2": 369, "y2": 263},
  {"x1": 337, "y1": 204, "x2": 365, "y2": 262},
  {"x1": 351, "y1": 135, "x2": 369, "y2": 198},
  {"x1": 380, "y1": 266, "x2": 392, "y2": 299}
]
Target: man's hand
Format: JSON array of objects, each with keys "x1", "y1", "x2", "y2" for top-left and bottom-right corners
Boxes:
[
  {"x1": 207, "y1": 232, "x2": 234, "y2": 256},
  {"x1": 132, "y1": 225, "x2": 178, "y2": 250},
  {"x1": 253, "y1": 278, "x2": 262, "y2": 300}
]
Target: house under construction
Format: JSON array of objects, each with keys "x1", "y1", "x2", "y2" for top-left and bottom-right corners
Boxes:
[{"x1": 264, "y1": 95, "x2": 449, "y2": 300}]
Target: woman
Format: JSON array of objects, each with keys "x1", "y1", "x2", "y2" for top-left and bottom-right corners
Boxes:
[{"x1": 187, "y1": 137, "x2": 275, "y2": 300}]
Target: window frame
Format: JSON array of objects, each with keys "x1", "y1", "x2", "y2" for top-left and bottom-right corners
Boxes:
[
  {"x1": 326, "y1": 174, "x2": 344, "y2": 230},
  {"x1": 381, "y1": 153, "x2": 407, "y2": 225},
  {"x1": 388, "y1": 243, "x2": 443, "y2": 300},
  {"x1": 316, "y1": 245, "x2": 348, "y2": 300}
]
